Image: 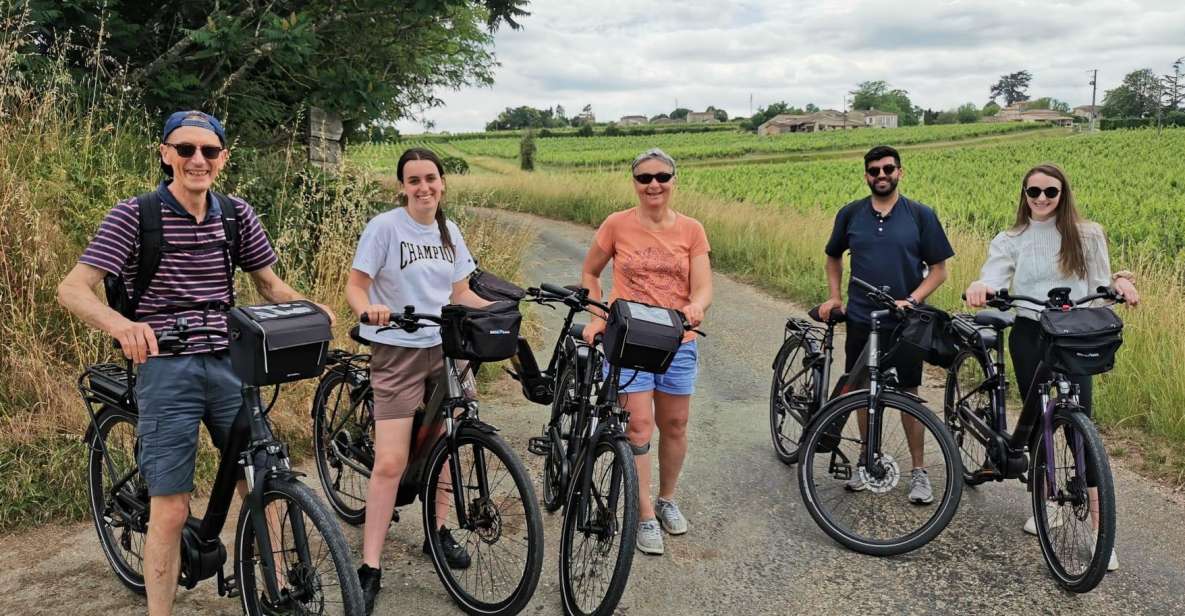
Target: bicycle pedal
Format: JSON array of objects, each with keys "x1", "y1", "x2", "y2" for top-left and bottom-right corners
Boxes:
[
  {"x1": 527, "y1": 436, "x2": 550, "y2": 456},
  {"x1": 218, "y1": 570, "x2": 240, "y2": 598}
]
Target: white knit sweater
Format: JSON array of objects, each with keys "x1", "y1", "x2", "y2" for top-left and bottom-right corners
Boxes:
[{"x1": 975, "y1": 216, "x2": 1112, "y2": 320}]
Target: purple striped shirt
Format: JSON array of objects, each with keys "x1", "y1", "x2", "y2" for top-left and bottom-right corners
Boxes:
[{"x1": 79, "y1": 190, "x2": 277, "y2": 353}]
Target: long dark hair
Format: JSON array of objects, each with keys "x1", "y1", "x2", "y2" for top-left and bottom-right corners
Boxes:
[
  {"x1": 396, "y1": 147, "x2": 453, "y2": 249},
  {"x1": 1012, "y1": 163, "x2": 1087, "y2": 279}
]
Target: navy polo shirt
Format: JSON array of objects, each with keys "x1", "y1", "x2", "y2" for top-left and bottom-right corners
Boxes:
[{"x1": 824, "y1": 195, "x2": 954, "y2": 327}]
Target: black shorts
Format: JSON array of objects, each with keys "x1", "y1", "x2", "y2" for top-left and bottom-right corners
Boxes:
[{"x1": 844, "y1": 321, "x2": 923, "y2": 389}]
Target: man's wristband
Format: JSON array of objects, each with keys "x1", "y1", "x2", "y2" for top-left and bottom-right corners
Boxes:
[{"x1": 906, "y1": 295, "x2": 920, "y2": 306}]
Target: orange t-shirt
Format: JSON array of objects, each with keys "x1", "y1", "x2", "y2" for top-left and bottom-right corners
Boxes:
[{"x1": 594, "y1": 209, "x2": 711, "y2": 341}]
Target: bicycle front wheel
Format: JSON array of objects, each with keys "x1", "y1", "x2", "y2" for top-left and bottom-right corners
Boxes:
[
  {"x1": 798, "y1": 391, "x2": 963, "y2": 556},
  {"x1": 423, "y1": 424, "x2": 544, "y2": 615},
  {"x1": 770, "y1": 332, "x2": 823, "y2": 465},
  {"x1": 559, "y1": 436, "x2": 639, "y2": 616},
  {"x1": 235, "y1": 479, "x2": 366, "y2": 616},
  {"x1": 87, "y1": 405, "x2": 149, "y2": 594},
  {"x1": 311, "y1": 369, "x2": 372, "y2": 525},
  {"x1": 1030, "y1": 408, "x2": 1115, "y2": 593}
]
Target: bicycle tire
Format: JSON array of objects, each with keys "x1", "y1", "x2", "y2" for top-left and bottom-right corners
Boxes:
[
  {"x1": 423, "y1": 424, "x2": 544, "y2": 615},
  {"x1": 87, "y1": 405, "x2": 149, "y2": 594},
  {"x1": 769, "y1": 332, "x2": 822, "y2": 465},
  {"x1": 544, "y1": 360, "x2": 580, "y2": 512},
  {"x1": 944, "y1": 349, "x2": 993, "y2": 486},
  {"x1": 311, "y1": 369, "x2": 371, "y2": 525},
  {"x1": 559, "y1": 436, "x2": 639, "y2": 616},
  {"x1": 798, "y1": 390, "x2": 963, "y2": 556},
  {"x1": 1031, "y1": 408, "x2": 1116, "y2": 593},
  {"x1": 235, "y1": 478, "x2": 366, "y2": 615}
]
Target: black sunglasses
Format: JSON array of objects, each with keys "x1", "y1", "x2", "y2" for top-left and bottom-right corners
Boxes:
[
  {"x1": 1025, "y1": 186, "x2": 1060, "y2": 199},
  {"x1": 866, "y1": 164, "x2": 897, "y2": 177},
  {"x1": 634, "y1": 172, "x2": 674, "y2": 184},
  {"x1": 164, "y1": 142, "x2": 225, "y2": 159}
]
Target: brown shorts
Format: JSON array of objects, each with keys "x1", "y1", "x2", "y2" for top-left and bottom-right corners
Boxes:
[{"x1": 369, "y1": 343, "x2": 474, "y2": 421}]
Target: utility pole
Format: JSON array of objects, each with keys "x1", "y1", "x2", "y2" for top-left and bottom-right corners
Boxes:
[
  {"x1": 843, "y1": 95, "x2": 849, "y2": 130},
  {"x1": 1088, "y1": 69, "x2": 1098, "y2": 132},
  {"x1": 749, "y1": 93, "x2": 753, "y2": 117}
]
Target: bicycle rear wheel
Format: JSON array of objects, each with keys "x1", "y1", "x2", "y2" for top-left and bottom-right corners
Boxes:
[
  {"x1": 1031, "y1": 408, "x2": 1115, "y2": 593},
  {"x1": 312, "y1": 369, "x2": 372, "y2": 525},
  {"x1": 770, "y1": 332, "x2": 823, "y2": 465},
  {"x1": 944, "y1": 350, "x2": 993, "y2": 486},
  {"x1": 87, "y1": 405, "x2": 149, "y2": 594},
  {"x1": 423, "y1": 424, "x2": 544, "y2": 615},
  {"x1": 798, "y1": 391, "x2": 963, "y2": 556},
  {"x1": 559, "y1": 437, "x2": 639, "y2": 616},
  {"x1": 235, "y1": 478, "x2": 365, "y2": 615}
]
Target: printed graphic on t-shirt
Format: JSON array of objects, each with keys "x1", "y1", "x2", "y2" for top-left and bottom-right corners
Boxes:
[
  {"x1": 618, "y1": 246, "x2": 687, "y2": 299},
  {"x1": 400, "y1": 241, "x2": 456, "y2": 269}
]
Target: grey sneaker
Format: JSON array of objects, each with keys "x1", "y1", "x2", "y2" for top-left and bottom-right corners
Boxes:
[
  {"x1": 655, "y1": 498, "x2": 688, "y2": 535},
  {"x1": 636, "y1": 519, "x2": 664, "y2": 555},
  {"x1": 845, "y1": 465, "x2": 868, "y2": 492},
  {"x1": 909, "y1": 468, "x2": 934, "y2": 505}
]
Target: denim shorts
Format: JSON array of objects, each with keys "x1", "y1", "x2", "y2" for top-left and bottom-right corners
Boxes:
[
  {"x1": 603, "y1": 338, "x2": 700, "y2": 395},
  {"x1": 134, "y1": 352, "x2": 244, "y2": 497}
]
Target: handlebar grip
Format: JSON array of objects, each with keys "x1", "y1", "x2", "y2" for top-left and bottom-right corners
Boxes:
[
  {"x1": 360, "y1": 312, "x2": 370, "y2": 324},
  {"x1": 540, "y1": 283, "x2": 571, "y2": 297}
]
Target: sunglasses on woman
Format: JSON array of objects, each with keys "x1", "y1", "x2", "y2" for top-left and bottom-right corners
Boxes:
[
  {"x1": 1025, "y1": 186, "x2": 1060, "y2": 199},
  {"x1": 634, "y1": 172, "x2": 674, "y2": 184},
  {"x1": 164, "y1": 142, "x2": 225, "y2": 159}
]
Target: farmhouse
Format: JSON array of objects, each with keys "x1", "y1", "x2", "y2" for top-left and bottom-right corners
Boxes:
[
  {"x1": 619, "y1": 115, "x2": 648, "y2": 126},
  {"x1": 863, "y1": 108, "x2": 899, "y2": 128},
  {"x1": 1073, "y1": 105, "x2": 1099, "y2": 120},
  {"x1": 758, "y1": 110, "x2": 865, "y2": 135},
  {"x1": 986, "y1": 103, "x2": 1073, "y2": 127},
  {"x1": 686, "y1": 111, "x2": 719, "y2": 123}
]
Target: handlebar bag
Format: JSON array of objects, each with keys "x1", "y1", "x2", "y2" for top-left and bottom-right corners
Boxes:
[
  {"x1": 602, "y1": 299, "x2": 684, "y2": 373},
  {"x1": 228, "y1": 301, "x2": 332, "y2": 386},
  {"x1": 889, "y1": 304, "x2": 960, "y2": 369},
  {"x1": 1039, "y1": 307, "x2": 1123, "y2": 376},
  {"x1": 441, "y1": 300, "x2": 522, "y2": 362},
  {"x1": 468, "y1": 268, "x2": 526, "y2": 302}
]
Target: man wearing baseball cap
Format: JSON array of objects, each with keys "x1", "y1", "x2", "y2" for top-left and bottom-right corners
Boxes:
[{"x1": 57, "y1": 110, "x2": 336, "y2": 615}]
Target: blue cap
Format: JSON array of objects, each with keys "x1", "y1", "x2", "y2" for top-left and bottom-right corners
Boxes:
[{"x1": 161, "y1": 110, "x2": 226, "y2": 145}]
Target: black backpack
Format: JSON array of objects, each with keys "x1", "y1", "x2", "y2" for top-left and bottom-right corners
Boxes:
[{"x1": 103, "y1": 190, "x2": 241, "y2": 320}]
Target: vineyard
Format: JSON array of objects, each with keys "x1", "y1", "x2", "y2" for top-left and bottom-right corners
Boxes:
[{"x1": 446, "y1": 122, "x2": 1045, "y2": 167}]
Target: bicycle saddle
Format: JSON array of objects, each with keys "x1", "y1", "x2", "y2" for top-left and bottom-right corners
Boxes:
[
  {"x1": 974, "y1": 310, "x2": 1015, "y2": 330},
  {"x1": 808, "y1": 305, "x2": 847, "y2": 324}
]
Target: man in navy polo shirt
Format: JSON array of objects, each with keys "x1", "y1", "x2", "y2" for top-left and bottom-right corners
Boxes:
[
  {"x1": 57, "y1": 111, "x2": 335, "y2": 615},
  {"x1": 820, "y1": 145, "x2": 954, "y2": 505}
]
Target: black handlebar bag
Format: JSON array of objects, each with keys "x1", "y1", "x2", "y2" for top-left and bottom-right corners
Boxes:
[
  {"x1": 889, "y1": 304, "x2": 960, "y2": 369},
  {"x1": 228, "y1": 301, "x2": 333, "y2": 386},
  {"x1": 601, "y1": 300, "x2": 684, "y2": 373},
  {"x1": 468, "y1": 268, "x2": 526, "y2": 302},
  {"x1": 1039, "y1": 307, "x2": 1123, "y2": 376},
  {"x1": 441, "y1": 300, "x2": 522, "y2": 362}
]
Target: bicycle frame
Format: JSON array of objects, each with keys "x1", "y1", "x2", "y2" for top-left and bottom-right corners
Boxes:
[{"x1": 573, "y1": 359, "x2": 630, "y2": 533}]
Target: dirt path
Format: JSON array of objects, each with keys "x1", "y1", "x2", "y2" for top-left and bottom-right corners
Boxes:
[{"x1": 3, "y1": 210, "x2": 1182, "y2": 615}]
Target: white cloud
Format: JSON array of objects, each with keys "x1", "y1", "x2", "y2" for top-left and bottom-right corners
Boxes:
[{"x1": 397, "y1": 0, "x2": 1185, "y2": 132}]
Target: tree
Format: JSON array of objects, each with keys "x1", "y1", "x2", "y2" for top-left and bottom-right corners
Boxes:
[
  {"x1": 849, "y1": 81, "x2": 919, "y2": 125},
  {"x1": 1101, "y1": 68, "x2": 1162, "y2": 118},
  {"x1": 519, "y1": 131, "x2": 536, "y2": 171},
  {"x1": 742, "y1": 101, "x2": 804, "y2": 132},
  {"x1": 603, "y1": 122, "x2": 623, "y2": 136},
  {"x1": 1024, "y1": 97, "x2": 1071, "y2": 113},
  {"x1": 805, "y1": 103, "x2": 820, "y2": 113},
  {"x1": 576, "y1": 123, "x2": 594, "y2": 137},
  {"x1": 956, "y1": 103, "x2": 980, "y2": 124},
  {"x1": 649, "y1": 113, "x2": 669, "y2": 123},
  {"x1": 669, "y1": 108, "x2": 691, "y2": 120},
  {"x1": 485, "y1": 105, "x2": 566, "y2": 131},
  {"x1": 1163, "y1": 57, "x2": 1184, "y2": 111},
  {"x1": 15, "y1": 0, "x2": 531, "y2": 141},
  {"x1": 982, "y1": 101, "x2": 1001, "y2": 116},
  {"x1": 555, "y1": 104, "x2": 567, "y2": 120},
  {"x1": 706, "y1": 105, "x2": 728, "y2": 122},
  {"x1": 990, "y1": 71, "x2": 1033, "y2": 106}
]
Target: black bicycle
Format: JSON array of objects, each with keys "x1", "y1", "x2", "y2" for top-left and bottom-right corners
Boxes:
[
  {"x1": 310, "y1": 306, "x2": 544, "y2": 616},
  {"x1": 796, "y1": 277, "x2": 963, "y2": 556},
  {"x1": 769, "y1": 305, "x2": 847, "y2": 464},
  {"x1": 79, "y1": 318, "x2": 365, "y2": 615},
  {"x1": 944, "y1": 287, "x2": 1122, "y2": 592}
]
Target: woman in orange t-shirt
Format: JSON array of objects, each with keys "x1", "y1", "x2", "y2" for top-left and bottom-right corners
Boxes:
[{"x1": 580, "y1": 148, "x2": 713, "y2": 556}]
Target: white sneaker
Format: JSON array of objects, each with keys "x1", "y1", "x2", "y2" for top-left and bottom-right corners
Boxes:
[
  {"x1": 655, "y1": 498, "x2": 688, "y2": 535},
  {"x1": 636, "y1": 519, "x2": 664, "y2": 555},
  {"x1": 844, "y1": 465, "x2": 868, "y2": 492},
  {"x1": 908, "y1": 468, "x2": 934, "y2": 505},
  {"x1": 1088, "y1": 538, "x2": 1119, "y2": 572},
  {"x1": 1023, "y1": 504, "x2": 1065, "y2": 536}
]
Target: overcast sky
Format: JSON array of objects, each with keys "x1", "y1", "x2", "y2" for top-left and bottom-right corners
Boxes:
[{"x1": 396, "y1": 0, "x2": 1185, "y2": 133}]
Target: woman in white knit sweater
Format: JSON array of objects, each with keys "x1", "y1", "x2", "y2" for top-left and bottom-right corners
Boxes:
[{"x1": 964, "y1": 163, "x2": 1139, "y2": 571}]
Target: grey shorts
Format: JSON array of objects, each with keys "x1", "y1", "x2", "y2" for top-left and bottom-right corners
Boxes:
[{"x1": 134, "y1": 352, "x2": 244, "y2": 497}]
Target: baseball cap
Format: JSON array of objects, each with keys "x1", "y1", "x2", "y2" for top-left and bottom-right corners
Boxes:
[{"x1": 160, "y1": 111, "x2": 227, "y2": 176}]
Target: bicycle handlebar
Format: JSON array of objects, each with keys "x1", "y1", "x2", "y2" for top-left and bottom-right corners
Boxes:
[
  {"x1": 361, "y1": 305, "x2": 443, "y2": 334},
  {"x1": 528, "y1": 283, "x2": 707, "y2": 337},
  {"x1": 849, "y1": 276, "x2": 907, "y2": 317},
  {"x1": 969, "y1": 286, "x2": 1125, "y2": 311}
]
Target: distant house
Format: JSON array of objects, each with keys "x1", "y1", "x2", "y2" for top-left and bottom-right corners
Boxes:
[
  {"x1": 758, "y1": 110, "x2": 864, "y2": 135},
  {"x1": 985, "y1": 103, "x2": 1072, "y2": 127},
  {"x1": 651, "y1": 116, "x2": 678, "y2": 125},
  {"x1": 1073, "y1": 105, "x2": 1099, "y2": 120},
  {"x1": 686, "y1": 111, "x2": 719, "y2": 123},
  {"x1": 619, "y1": 115, "x2": 648, "y2": 126},
  {"x1": 862, "y1": 108, "x2": 899, "y2": 128}
]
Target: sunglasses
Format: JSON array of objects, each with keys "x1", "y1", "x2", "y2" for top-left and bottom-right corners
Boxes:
[
  {"x1": 866, "y1": 164, "x2": 897, "y2": 177},
  {"x1": 1025, "y1": 186, "x2": 1060, "y2": 199},
  {"x1": 634, "y1": 172, "x2": 674, "y2": 184},
  {"x1": 164, "y1": 142, "x2": 225, "y2": 159}
]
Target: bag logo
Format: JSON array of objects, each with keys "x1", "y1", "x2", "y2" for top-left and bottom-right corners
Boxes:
[
  {"x1": 489, "y1": 329, "x2": 511, "y2": 335},
  {"x1": 1074, "y1": 351, "x2": 1100, "y2": 358}
]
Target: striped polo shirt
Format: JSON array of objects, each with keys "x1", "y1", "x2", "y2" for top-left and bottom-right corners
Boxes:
[{"x1": 79, "y1": 182, "x2": 277, "y2": 352}]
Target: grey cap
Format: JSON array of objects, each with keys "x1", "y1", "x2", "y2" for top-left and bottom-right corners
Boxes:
[{"x1": 630, "y1": 147, "x2": 676, "y2": 175}]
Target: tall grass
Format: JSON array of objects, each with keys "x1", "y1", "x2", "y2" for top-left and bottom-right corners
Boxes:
[
  {"x1": 449, "y1": 171, "x2": 1185, "y2": 454},
  {"x1": 0, "y1": 48, "x2": 536, "y2": 529}
]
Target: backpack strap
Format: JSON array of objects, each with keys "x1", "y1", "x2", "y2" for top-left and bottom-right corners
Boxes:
[
  {"x1": 212, "y1": 191, "x2": 240, "y2": 307},
  {"x1": 130, "y1": 191, "x2": 164, "y2": 317}
]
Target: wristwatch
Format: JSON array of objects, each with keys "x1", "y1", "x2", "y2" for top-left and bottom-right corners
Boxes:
[{"x1": 906, "y1": 295, "x2": 920, "y2": 306}]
